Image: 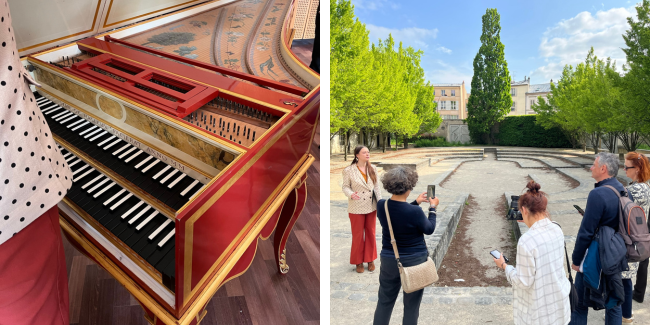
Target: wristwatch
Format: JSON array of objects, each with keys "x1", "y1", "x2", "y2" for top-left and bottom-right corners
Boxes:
[{"x1": 429, "y1": 206, "x2": 437, "y2": 212}]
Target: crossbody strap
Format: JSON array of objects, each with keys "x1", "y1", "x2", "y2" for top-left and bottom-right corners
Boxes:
[
  {"x1": 384, "y1": 201, "x2": 401, "y2": 261},
  {"x1": 552, "y1": 221, "x2": 574, "y2": 283}
]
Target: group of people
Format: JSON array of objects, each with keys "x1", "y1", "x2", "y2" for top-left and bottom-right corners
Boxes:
[{"x1": 342, "y1": 146, "x2": 650, "y2": 325}]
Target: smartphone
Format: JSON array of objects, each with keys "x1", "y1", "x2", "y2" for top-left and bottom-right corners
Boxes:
[
  {"x1": 573, "y1": 205, "x2": 584, "y2": 216},
  {"x1": 489, "y1": 249, "x2": 509, "y2": 263},
  {"x1": 427, "y1": 185, "x2": 435, "y2": 199}
]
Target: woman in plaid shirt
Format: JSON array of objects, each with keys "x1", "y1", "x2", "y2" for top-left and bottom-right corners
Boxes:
[{"x1": 493, "y1": 181, "x2": 571, "y2": 325}]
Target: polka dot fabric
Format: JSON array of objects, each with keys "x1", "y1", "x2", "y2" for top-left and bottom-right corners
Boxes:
[{"x1": 0, "y1": 2, "x2": 72, "y2": 246}]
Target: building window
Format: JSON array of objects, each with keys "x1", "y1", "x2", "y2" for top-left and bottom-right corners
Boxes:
[
  {"x1": 441, "y1": 90, "x2": 446, "y2": 96},
  {"x1": 530, "y1": 100, "x2": 535, "y2": 108},
  {"x1": 511, "y1": 88, "x2": 516, "y2": 96},
  {"x1": 439, "y1": 101, "x2": 447, "y2": 110},
  {"x1": 450, "y1": 101, "x2": 457, "y2": 110},
  {"x1": 441, "y1": 115, "x2": 459, "y2": 120},
  {"x1": 451, "y1": 90, "x2": 456, "y2": 96},
  {"x1": 511, "y1": 101, "x2": 516, "y2": 111},
  {"x1": 433, "y1": 90, "x2": 435, "y2": 96}
]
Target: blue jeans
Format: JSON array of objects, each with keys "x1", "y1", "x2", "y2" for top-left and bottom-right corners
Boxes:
[
  {"x1": 373, "y1": 255, "x2": 427, "y2": 325},
  {"x1": 622, "y1": 279, "x2": 633, "y2": 319},
  {"x1": 570, "y1": 272, "x2": 622, "y2": 325}
]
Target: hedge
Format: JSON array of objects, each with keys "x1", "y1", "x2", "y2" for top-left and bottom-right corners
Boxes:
[{"x1": 494, "y1": 115, "x2": 572, "y2": 148}]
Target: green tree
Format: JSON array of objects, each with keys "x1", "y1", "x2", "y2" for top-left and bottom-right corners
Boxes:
[
  {"x1": 533, "y1": 48, "x2": 623, "y2": 153},
  {"x1": 621, "y1": 0, "x2": 650, "y2": 146},
  {"x1": 330, "y1": 0, "x2": 372, "y2": 159},
  {"x1": 466, "y1": 8, "x2": 512, "y2": 144}
]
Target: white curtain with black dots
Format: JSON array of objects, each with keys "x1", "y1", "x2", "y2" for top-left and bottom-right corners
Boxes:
[{"x1": 0, "y1": 1, "x2": 72, "y2": 245}]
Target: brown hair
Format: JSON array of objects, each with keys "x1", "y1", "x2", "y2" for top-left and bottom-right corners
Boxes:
[
  {"x1": 351, "y1": 146, "x2": 377, "y2": 184},
  {"x1": 519, "y1": 181, "x2": 548, "y2": 216},
  {"x1": 625, "y1": 152, "x2": 650, "y2": 183}
]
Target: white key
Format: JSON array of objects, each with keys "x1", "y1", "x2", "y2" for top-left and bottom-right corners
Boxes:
[
  {"x1": 135, "y1": 155, "x2": 154, "y2": 169},
  {"x1": 87, "y1": 177, "x2": 109, "y2": 193},
  {"x1": 149, "y1": 219, "x2": 172, "y2": 240},
  {"x1": 60, "y1": 115, "x2": 78, "y2": 124},
  {"x1": 104, "y1": 138, "x2": 122, "y2": 150},
  {"x1": 74, "y1": 168, "x2": 94, "y2": 182},
  {"x1": 125, "y1": 150, "x2": 143, "y2": 163},
  {"x1": 83, "y1": 174, "x2": 104, "y2": 190},
  {"x1": 63, "y1": 152, "x2": 73, "y2": 159},
  {"x1": 158, "y1": 230, "x2": 175, "y2": 247},
  {"x1": 104, "y1": 188, "x2": 126, "y2": 206},
  {"x1": 72, "y1": 164, "x2": 89, "y2": 176},
  {"x1": 168, "y1": 173, "x2": 186, "y2": 189},
  {"x1": 110, "y1": 193, "x2": 133, "y2": 211},
  {"x1": 97, "y1": 135, "x2": 116, "y2": 147},
  {"x1": 55, "y1": 112, "x2": 73, "y2": 122},
  {"x1": 51, "y1": 110, "x2": 69, "y2": 119},
  {"x1": 93, "y1": 181, "x2": 116, "y2": 198},
  {"x1": 40, "y1": 105, "x2": 57, "y2": 114},
  {"x1": 153, "y1": 165, "x2": 171, "y2": 180},
  {"x1": 141, "y1": 159, "x2": 160, "y2": 173},
  {"x1": 68, "y1": 158, "x2": 83, "y2": 168},
  {"x1": 67, "y1": 118, "x2": 85, "y2": 129},
  {"x1": 45, "y1": 106, "x2": 63, "y2": 115},
  {"x1": 121, "y1": 201, "x2": 144, "y2": 219},
  {"x1": 65, "y1": 154, "x2": 76, "y2": 162},
  {"x1": 36, "y1": 97, "x2": 48, "y2": 103},
  {"x1": 136, "y1": 211, "x2": 159, "y2": 231},
  {"x1": 180, "y1": 180, "x2": 199, "y2": 196},
  {"x1": 129, "y1": 205, "x2": 151, "y2": 224},
  {"x1": 112, "y1": 143, "x2": 131, "y2": 156},
  {"x1": 84, "y1": 127, "x2": 103, "y2": 139},
  {"x1": 79, "y1": 125, "x2": 98, "y2": 136},
  {"x1": 89, "y1": 131, "x2": 107, "y2": 142},
  {"x1": 118, "y1": 146, "x2": 137, "y2": 159},
  {"x1": 160, "y1": 169, "x2": 178, "y2": 184},
  {"x1": 71, "y1": 121, "x2": 90, "y2": 131}
]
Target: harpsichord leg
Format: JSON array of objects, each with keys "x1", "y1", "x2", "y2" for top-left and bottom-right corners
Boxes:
[{"x1": 273, "y1": 174, "x2": 308, "y2": 274}]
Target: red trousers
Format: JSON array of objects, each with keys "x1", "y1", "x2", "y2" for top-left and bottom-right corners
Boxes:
[
  {"x1": 349, "y1": 211, "x2": 378, "y2": 265},
  {"x1": 0, "y1": 206, "x2": 69, "y2": 325}
]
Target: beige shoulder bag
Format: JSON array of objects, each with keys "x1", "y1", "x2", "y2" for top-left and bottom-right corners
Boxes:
[{"x1": 384, "y1": 201, "x2": 439, "y2": 293}]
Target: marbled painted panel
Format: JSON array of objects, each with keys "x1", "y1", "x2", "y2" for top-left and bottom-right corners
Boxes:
[
  {"x1": 123, "y1": 106, "x2": 231, "y2": 170},
  {"x1": 98, "y1": 95, "x2": 124, "y2": 120},
  {"x1": 35, "y1": 69, "x2": 99, "y2": 109}
]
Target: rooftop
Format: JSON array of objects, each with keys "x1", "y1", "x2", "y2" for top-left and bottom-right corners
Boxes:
[
  {"x1": 527, "y1": 83, "x2": 552, "y2": 93},
  {"x1": 433, "y1": 83, "x2": 463, "y2": 87}
]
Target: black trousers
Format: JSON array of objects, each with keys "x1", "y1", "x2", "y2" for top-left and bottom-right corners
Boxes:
[
  {"x1": 373, "y1": 254, "x2": 428, "y2": 325},
  {"x1": 633, "y1": 258, "x2": 648, "y2": 302}
]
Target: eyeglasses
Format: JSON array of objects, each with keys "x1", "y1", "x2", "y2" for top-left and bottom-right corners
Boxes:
[{"x1": 624, "y1": 166, "x2": 636, "y2": 171}]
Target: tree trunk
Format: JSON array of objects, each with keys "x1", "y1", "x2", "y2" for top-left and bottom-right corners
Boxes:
[
  {"x1": 383, "y1": 132, "x2": 387, "y2": 153},
  {"x1": 344, "y1": 130, "x2": 350, "y2": 161},
  {"x1": 595, "y1": 133, "x2": 601, "y2": 154}
]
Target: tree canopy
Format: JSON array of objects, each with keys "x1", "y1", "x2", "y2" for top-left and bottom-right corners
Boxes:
[
  {"x1": 466, "y1": 8, "x2": 512, "y2": 144},
  {"x1": 330, "y1": 0, "x2": 441, "y2": 157}
]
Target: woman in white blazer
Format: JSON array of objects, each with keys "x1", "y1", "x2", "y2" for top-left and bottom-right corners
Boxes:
[{"x1": 342, "y1": 146, "x2": 382, "y2": 273}]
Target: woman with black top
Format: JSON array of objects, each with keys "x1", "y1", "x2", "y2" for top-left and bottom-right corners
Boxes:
[{"x1": 373, "y1": 166, "x2": 437, "y2": 325}]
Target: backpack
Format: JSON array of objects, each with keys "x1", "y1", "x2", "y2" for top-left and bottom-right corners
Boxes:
[{"x1": 604, "y1": 185, "x2": 650, "y2": 262}]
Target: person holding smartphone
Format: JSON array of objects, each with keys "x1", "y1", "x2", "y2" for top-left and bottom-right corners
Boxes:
[
  {"x1": 373, "y1": 166, "x2": 437, "y2": 325},
  {"x1": 342, "y1": 146, "x2": 382, "y2": 273},
  {"x1": 493, "y1": 181, "x2": 571, "y2": 325}
]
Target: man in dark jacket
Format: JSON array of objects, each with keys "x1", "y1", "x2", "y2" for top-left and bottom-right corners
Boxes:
[{"x1": 570, "y1": 152, "x2": 624, "y2": 325}]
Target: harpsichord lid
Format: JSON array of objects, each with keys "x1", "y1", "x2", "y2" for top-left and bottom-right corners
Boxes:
[{"x1": 9, "y1": 0, "x2": 213, "y2": 56}]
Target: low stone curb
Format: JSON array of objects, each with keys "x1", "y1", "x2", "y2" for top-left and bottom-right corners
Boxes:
[{"x1": 330, "y1": 282, "x2": 514, "y2": 306}]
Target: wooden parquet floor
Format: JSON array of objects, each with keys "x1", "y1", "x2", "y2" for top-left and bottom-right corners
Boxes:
[{"x1": 63, "y1": 124, "x2": 320, "y2": 325}]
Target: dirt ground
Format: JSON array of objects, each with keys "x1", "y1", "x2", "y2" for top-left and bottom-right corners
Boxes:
[{"x1": 436, "y1": 195, "x2": 516, "y2": 287}]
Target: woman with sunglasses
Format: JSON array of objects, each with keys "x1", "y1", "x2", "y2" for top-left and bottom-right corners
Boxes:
[{"x1": 621, "y1": 152, "x2": 650, "y2": 323}]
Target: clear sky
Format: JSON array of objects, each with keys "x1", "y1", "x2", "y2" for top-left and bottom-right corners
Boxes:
[{"x1": 349, "y1": 0, "x2": 640, "y2": 92}]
